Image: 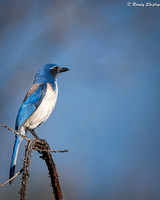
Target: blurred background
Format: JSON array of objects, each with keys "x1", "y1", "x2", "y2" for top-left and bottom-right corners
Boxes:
[{"x1": 0, "y1": 0, "x2": 160, "y2": 199}]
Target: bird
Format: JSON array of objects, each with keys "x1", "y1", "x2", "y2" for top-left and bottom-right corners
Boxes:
[{"x1": 9, "y1": 63, "x2": 69, "y2": 183}]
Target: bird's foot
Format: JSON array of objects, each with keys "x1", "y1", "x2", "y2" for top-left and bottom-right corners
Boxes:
[{"x1": 28, "y1": 128, "x2": 40, "y2": 140}]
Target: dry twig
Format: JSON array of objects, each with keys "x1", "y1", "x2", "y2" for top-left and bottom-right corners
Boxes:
[
  {"x1": 35, "y1": 139, "x2": 63, "y2": 200},
  {"x1": 19, "y1": 140, "x2": 36, "y2": 200},
  {"x1": 2, "y1": 124, "x2": 31, "y2": 141},
  {"x1": 2, "y1": 124, "x2": 68, "y2": 153},
  {"x1": 1, "y1": 124, "x2": 67, "y2": 200},
  {"x1": 33, "y1": 147, "x2": 68, "y2": 153},
  {"x1": 0, "y1": 169, "x2": 23, "y2": 188}
]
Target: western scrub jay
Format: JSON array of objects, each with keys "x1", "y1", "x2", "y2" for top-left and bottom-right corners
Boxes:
[{"x1": 9, "y1": 63, "x2": 69, "y2": 183}]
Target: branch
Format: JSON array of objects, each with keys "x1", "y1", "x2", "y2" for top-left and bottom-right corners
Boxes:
[
  {"x1": 3, "y1": 124, "x2": 69, "y2": 153},
  {"x1": 2, "y1": 124, "x2": 31, "y2": 141},
  {"x1": 19, "y1": 140, "x2": 36, "y2": 200},
  {"x1": 36, "y1": 139, "x2": 63, "y2": 200},
  {"x1": 0, "y1": 169, "x2": 23, "y2": 188},
  {"x1": 33, "y1": 147, "x2": 68, "y2": 153},
  {"x1": 3, "y1": 124, "x2": 67, "y2": 200}
]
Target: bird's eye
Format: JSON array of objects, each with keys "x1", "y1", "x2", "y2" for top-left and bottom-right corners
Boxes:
[
  {"x1": 49, "y1": 66, "x2": 59, "y2": 76},
  {"x1": 53, "y1": 66, "x2": 58, "y2": 71}
]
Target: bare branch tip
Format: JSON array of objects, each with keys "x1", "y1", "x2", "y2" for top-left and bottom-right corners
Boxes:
[{"x1": 0, "y1": 169, "x2": 23, "y2": 188}]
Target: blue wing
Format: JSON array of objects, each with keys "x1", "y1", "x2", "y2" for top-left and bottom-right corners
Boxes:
[{"x1": 15, "y1": 83, "x2": 47, "y2": 130}]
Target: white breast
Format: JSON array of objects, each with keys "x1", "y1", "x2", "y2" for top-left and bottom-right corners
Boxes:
[{"x1": 26, "y1": 83, "x2": 58, "y2": 129}]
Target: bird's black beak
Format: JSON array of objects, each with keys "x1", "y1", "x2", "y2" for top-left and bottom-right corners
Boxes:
[{"x1": 60, "y1": 67, "x2": 69, "y2": 73}]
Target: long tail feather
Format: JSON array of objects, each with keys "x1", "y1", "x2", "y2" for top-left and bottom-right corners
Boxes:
[{"x1": 9, "y1": 135, "x2": 20, "y2": 184}]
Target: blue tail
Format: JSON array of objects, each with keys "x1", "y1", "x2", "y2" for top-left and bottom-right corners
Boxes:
[{"x1": 9, "y1": 135, "x2": 20, "y2": 184}]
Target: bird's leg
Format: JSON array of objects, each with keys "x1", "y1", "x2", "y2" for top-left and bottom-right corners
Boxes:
[{"x1": 28, "y1": 128, "x2": 40, "y2": 140}]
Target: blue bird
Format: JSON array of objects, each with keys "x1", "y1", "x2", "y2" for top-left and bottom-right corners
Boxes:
[{"x1": 9, "y1": 63, "x2": 69, "y2": 183}]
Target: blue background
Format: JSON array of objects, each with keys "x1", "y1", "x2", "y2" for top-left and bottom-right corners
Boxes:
[{"x1": 0, "y1": 1, "x2": 160, "y2": 199}]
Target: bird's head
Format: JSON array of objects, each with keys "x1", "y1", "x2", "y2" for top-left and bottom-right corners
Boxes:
[
  {"x1": 34, "y1": 63, "x2": 69, "y2": 84},
  {"x1": 49, "y1": 64, "x2": 69, "y2": 77}
]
